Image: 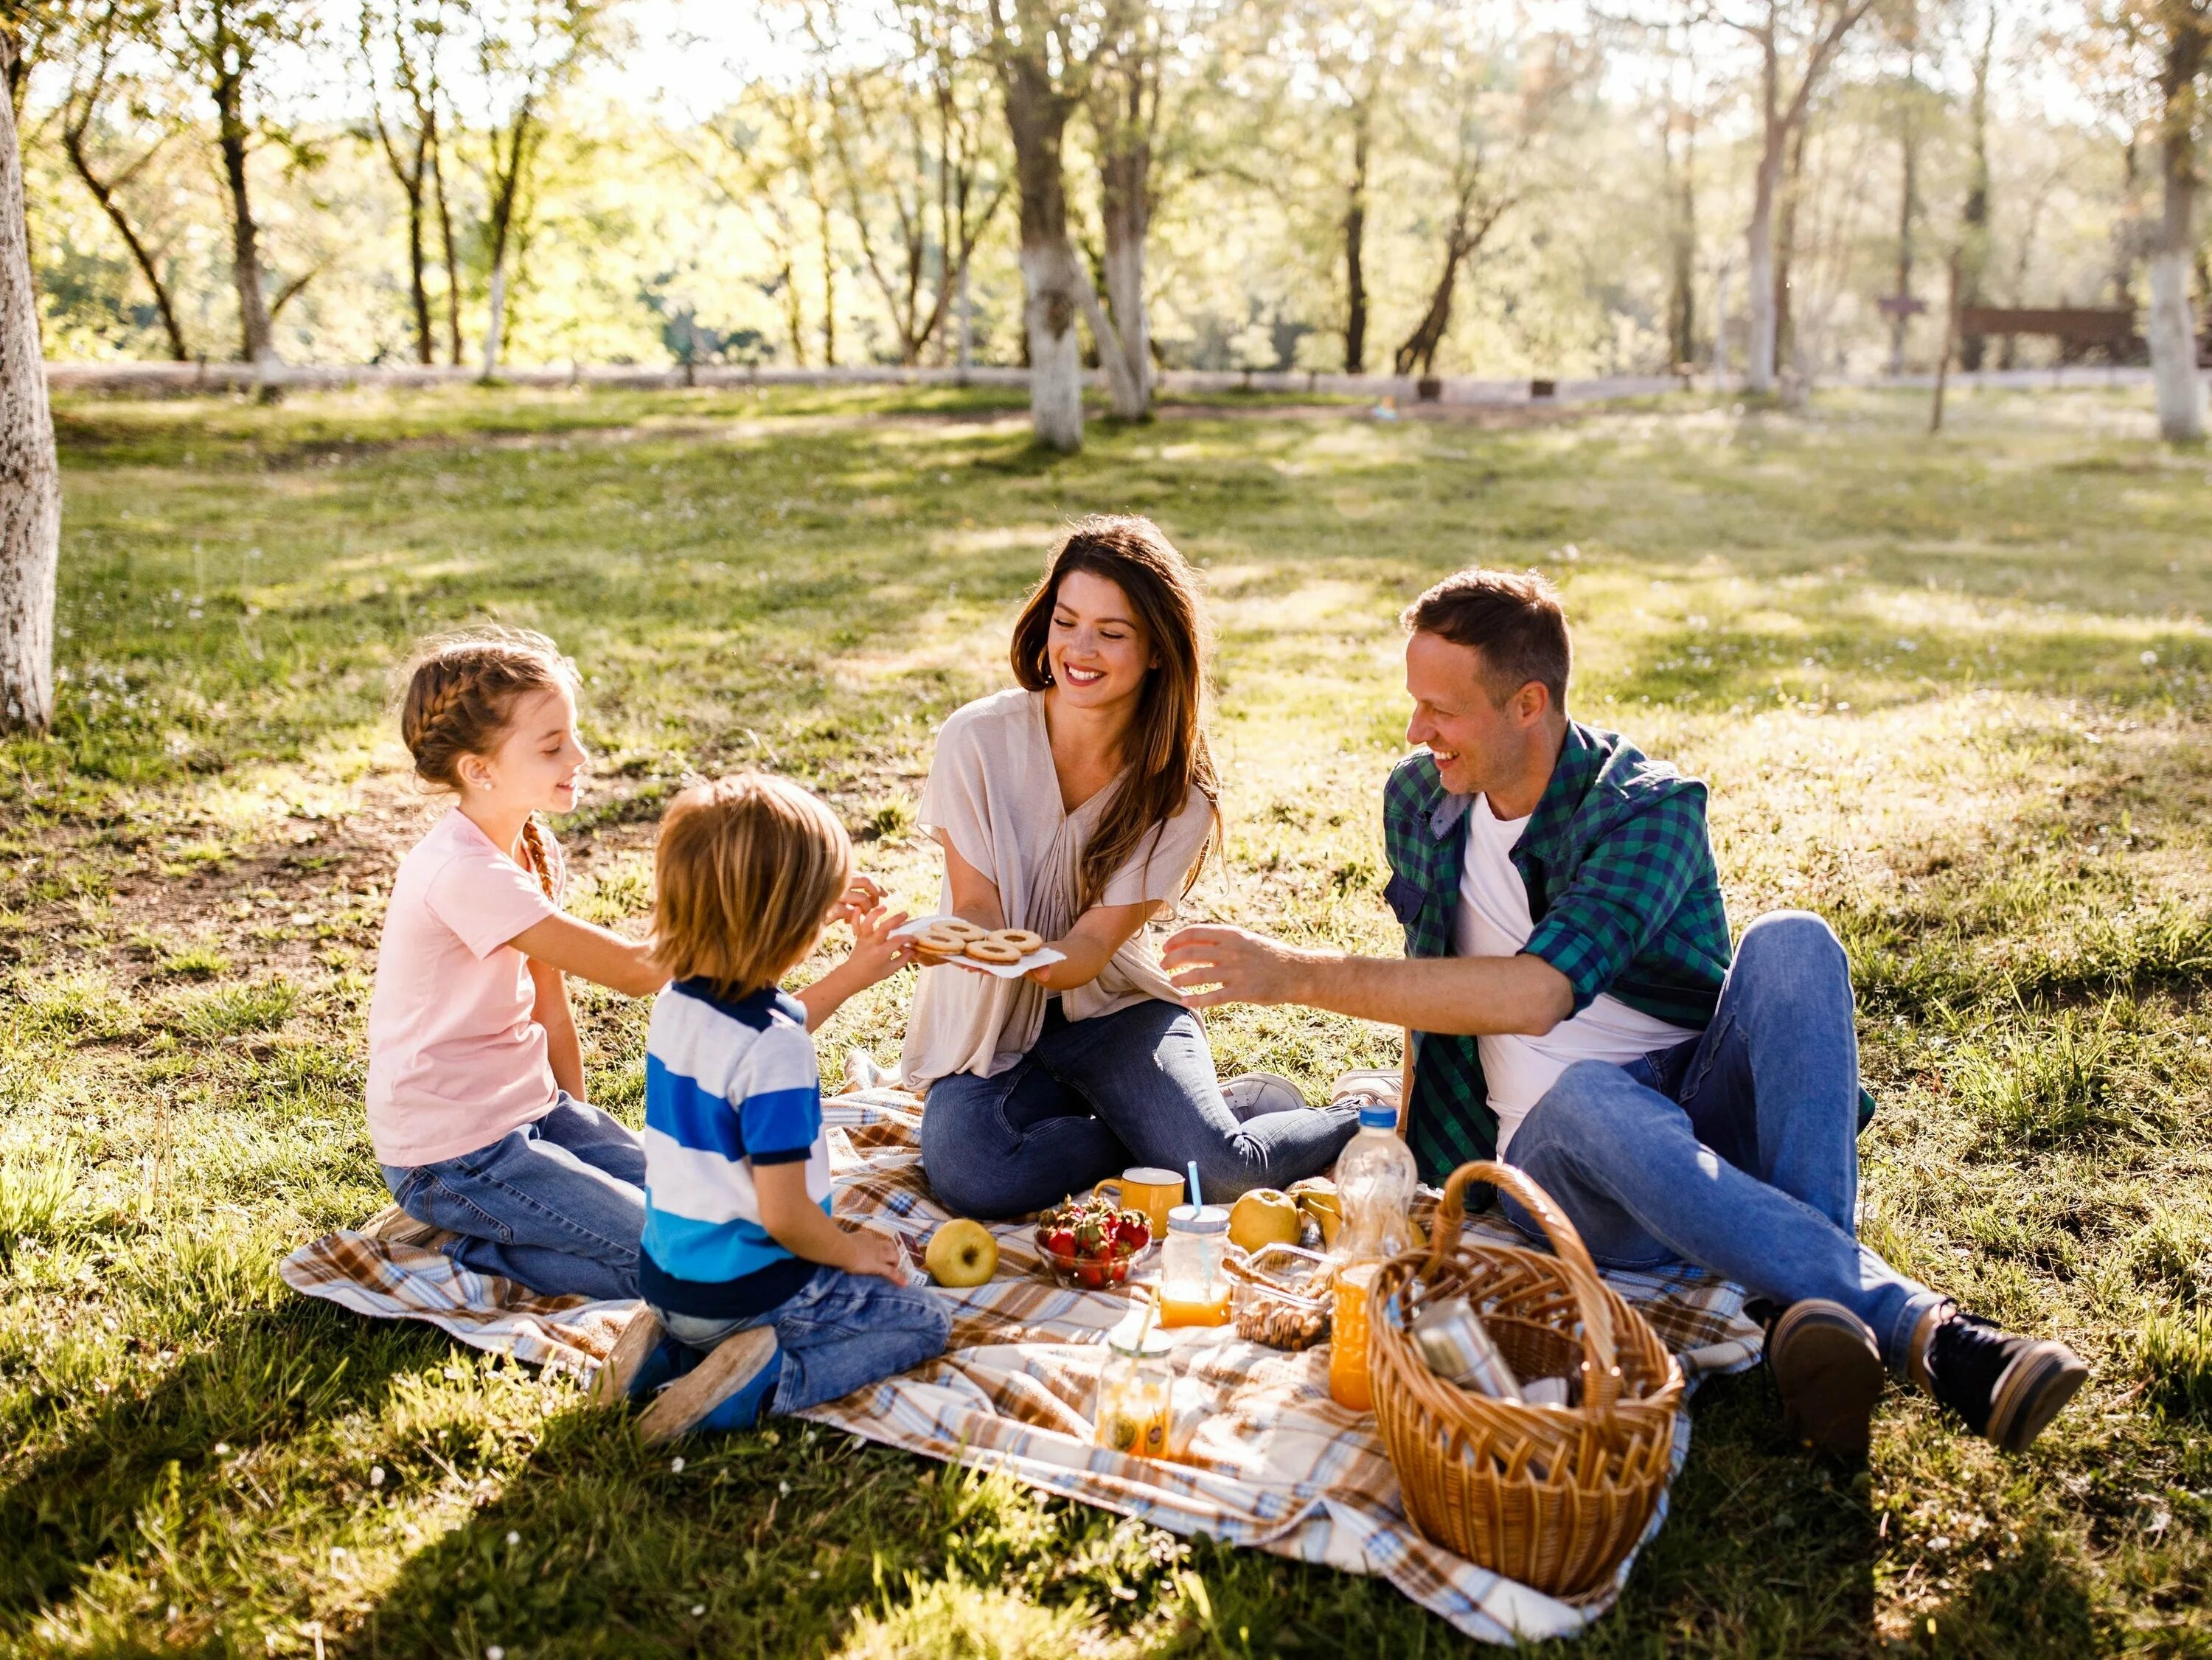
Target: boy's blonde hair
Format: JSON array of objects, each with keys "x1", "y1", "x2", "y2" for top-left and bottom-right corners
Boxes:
[{"x1": 653, "y1": 774, "x2": 853, "y2": 998}]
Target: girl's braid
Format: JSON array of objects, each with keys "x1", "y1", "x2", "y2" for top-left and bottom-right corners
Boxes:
[{"x1": 518, "y1": 814, "x2": 558, "y2": 901}]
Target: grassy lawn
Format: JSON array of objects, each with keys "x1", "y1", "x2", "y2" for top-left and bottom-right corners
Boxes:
[{"x1": 3, "y1": 381, "x2": 2210, "y2": 1657}]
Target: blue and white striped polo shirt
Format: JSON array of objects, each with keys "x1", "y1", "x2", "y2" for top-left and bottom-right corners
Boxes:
[{"x1": 638, "y1": 978, "x2": 829, "y2": 1319}]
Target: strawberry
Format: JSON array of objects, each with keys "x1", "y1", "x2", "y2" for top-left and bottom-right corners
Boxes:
[
  {"x1": 1113, "y1": 1210, "x2": 1150, "y2": 1252},
  {"x1": 1076, "y1": 1260, "x2": 1108, "y2": 1290},
  {"x1": 1043, "y1": 1225, "x2": 1077, "y2": 1260}
]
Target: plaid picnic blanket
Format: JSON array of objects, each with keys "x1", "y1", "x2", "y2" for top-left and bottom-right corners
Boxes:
[{"x1": 282, "y1": 1088, "x2": 1761, "y2": 1647}]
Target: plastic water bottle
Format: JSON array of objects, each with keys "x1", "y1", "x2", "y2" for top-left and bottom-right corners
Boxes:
[{"x1": 1334, "y1": 1103, "x2": 1416, "y2": 1266}]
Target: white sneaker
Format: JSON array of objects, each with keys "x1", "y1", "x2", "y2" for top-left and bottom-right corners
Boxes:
[
  {"x1": 1220, "y1": 1072, "x2": 1307, "y2": 1122},
  {"x1": 842, "y1": 1048, "x2": 891, "y2": 1094},
  {"x1": 1329, "y1": 1068, "x2": 1402, "y2": 1110}
]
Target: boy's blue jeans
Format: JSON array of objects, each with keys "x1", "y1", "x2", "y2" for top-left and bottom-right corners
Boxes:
[
  {"x1": 650, "y1": 1266, "x2": 953, "y2": 1416},
  {"x1": 1500, "y1": 911, "x2": 1944, "y2": 1374},
  {"x1": 920, "y1": 997, "x2": 1362, "y2": 1219},
  {"x1": 381, "y1": 1094, "x2": 645, "y2": 1302}
]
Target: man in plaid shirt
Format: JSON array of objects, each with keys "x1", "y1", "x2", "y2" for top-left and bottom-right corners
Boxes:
[{"x1": 1165, "y1": 568, "x2": 2084, "y2": 1461}]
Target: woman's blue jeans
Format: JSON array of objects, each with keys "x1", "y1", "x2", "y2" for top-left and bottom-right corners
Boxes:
[
  {"x1": 1500, "y1": 911, "x2": 1944, "y2": 1373},
  {"x1": 381, "y1": 1094, "x2": 646, "y2": 1302},
  {"x1": 920, "y1": 998, "x2": 1360, "y2": 1220}
]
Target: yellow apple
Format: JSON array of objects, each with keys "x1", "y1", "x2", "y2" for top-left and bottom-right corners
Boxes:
[
  {"x1": 1228, "y1": 1188, "x2": 1302, "y2": 1254},
  {"x1": 925, "y1": 1218, "x2": 998, "y2": 1288}
]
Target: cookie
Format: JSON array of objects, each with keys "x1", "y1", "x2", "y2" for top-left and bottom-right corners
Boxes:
[
  {"x1": 990, "y1": 928, "x2": 1044, "y2": 955},
  {"x1": 964, "y1": 937, "x2": 1023, "y2": 965}
]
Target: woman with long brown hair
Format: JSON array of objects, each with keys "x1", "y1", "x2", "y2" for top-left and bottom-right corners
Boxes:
[{"x1": 902, "y1": 516, "x2": 1360, "y2": 1220}]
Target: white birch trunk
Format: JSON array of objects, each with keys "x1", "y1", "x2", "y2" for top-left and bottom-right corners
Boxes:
[
  {"x1": 1712, "y1": 263, "x2": 1732, "y2": 383},
  {"x1": 1020, "y1": 240, "x2": 1083, "y2": 451},
  {"x1": 481, "y1": 257, "x2": 509, "y2": 380},
  {"x1": 1745, "y1": 145, "x2": 1781, "y2": 393},
  {"x1": 1102, "y1": 232, "x2": 1150, "y2": 418},
  {"x1": 2149, "y1": 133, "x2": 2205, "y2": 443},
  {"x1": 1074, "y1": 260, "x2": 1144, "y2": 420},
  {"x1": 0, "y1": 46, "x2": 58, "y2": 734}
]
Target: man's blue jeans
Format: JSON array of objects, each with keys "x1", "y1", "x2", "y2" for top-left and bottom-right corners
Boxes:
[
  {"x1": 1502, "y1": 911, "x2": 1943, "y2": 1373},
  {"x1": 652, "y1": 1265, "x2": 953, "y2": 1416},
  {"x1": 381, "y1": 1094, "x2": 646, "y2": 1302},
  {"x1": 921, "y1": 998, "x2": 1361, "y2": 1219}
]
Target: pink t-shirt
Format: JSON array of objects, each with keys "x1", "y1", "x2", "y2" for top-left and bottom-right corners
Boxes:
[{"x1": 366, "y1": 810, "x2": 567, "y2": 1167}]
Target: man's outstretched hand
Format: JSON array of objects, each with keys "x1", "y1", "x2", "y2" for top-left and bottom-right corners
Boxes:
[{"x1": 1161, "y1": 924, "x2": 1315, "y2": 1009}]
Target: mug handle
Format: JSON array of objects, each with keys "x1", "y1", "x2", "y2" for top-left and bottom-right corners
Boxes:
[{"x1": 1093, "y1": 1180, "x2": 1124, "y2": 1210}]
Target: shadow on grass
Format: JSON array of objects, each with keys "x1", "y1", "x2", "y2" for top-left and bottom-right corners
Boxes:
[{"x1": 0, "y1": 1301, "x2": 432, "y2": 1621}]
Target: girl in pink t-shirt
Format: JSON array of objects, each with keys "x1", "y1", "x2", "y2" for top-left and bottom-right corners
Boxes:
[{"x1": 368, "y1": 629, "x2": 905, "y2": 1301}]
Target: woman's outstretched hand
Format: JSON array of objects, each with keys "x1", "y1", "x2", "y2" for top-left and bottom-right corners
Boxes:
[{"x1": 1161, "y1": 924, "x2": 1314, "y2": 1009}]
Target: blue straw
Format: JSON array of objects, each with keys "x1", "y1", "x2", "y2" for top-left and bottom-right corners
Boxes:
[{"x1": 1186, "y1": 1161, "x2": 1202, "y2": 1209}]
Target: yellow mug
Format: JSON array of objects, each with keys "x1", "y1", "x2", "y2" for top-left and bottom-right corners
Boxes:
[{"x1": 1093, "y1": 1167, "x2": 1185, "y2": 1237}]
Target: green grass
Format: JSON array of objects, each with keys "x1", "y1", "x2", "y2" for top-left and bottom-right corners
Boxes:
[{"x1": 3, "y1": 380, "x2": 2211, "y2": 1655}]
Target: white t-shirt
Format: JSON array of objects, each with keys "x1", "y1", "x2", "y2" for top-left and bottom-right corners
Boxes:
[{"x1": 1453, "y1": 795, "x2": 1697, "y2": 1154}]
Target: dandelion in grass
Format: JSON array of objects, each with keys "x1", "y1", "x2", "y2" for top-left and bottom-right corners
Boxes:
[
  {"x1": 506, "y1": 1531, "x2": 520, "y2": 1546},
  {"x1": 369, "y1": 1465, "x2": 385, "y2": 1487},
  {"x1": 669, "y1": 1456, "x2": 684, "y2": 1473},
  {"x1": 691, "y1": 1605, "x2": 705, "y2": 1617}
]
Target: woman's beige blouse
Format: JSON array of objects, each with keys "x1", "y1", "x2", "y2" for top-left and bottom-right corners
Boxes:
[{"x1": 898, "y1": 689, "x2": 1215, "y2": 1086}]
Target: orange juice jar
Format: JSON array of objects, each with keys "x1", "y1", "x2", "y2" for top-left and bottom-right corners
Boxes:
[
  {"x1": 1329, "y1": 1263, "x2": 1380, "y2": 1411},
  {"x1": 1158, "y1": 1204, "x2": 1234, "y2": 1328}
]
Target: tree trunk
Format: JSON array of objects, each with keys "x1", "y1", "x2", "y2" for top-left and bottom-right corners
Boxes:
[
  {"x1": 405, "y1": 129, "x2": 432, "y2": 364},
  {"x1": 1888, "y1": 61, "x2": 1917, "y2": 378},
  {"x1": 429, "y1": 115, "x2": 462, "y2": 364},
  {"x1": 212, "y1": 52, "x2": 274, "y2": 364},
  {"x1": 997, "y1": 44, "x2": 1082, "y2": 450},
  {"x1": 1097, "y1": 141, "x2": 1151, "y2": 417},
  {"x1": 818, "y1": 198, "x2": 837, "y2": 367},
  {"x1": 481, "y1": 255, "x2": 507, "y2": 378},
  {"x1": 62, "y1": 127, "x2": 190, "y2": 361},
  {"x1": 1343, "y1": 98, "x2": 1370, "y2": 374},
  {"x1": 1666, "y1": 105, "x2": 1697, "y2": 371},
  {"x1": 1774, "y1": 113, "x2": 1811, "y2": 395},
  {"x1": 0, "y1": 30, "x2": 59, "y2": 736},
  {"x1": 1958, "y1": 9, "x2": 1994, "y2": 371},
  {"x1": 1745, "y1": 137, "x2": 1780, "y2": 392},
  {"x1": 2149, "y1": 126, "x2": 2206, "y2": 442}
]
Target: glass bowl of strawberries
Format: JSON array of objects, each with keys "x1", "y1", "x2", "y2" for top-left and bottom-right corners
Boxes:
[{"x1": 1033, "y1": 1195, "x2": 1157, "y2": 1291}]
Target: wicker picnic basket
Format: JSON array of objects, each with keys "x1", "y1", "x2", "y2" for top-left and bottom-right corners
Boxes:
[{"x1": 1367, "y1": 1161, "x2": 1684, "y2": 1601}]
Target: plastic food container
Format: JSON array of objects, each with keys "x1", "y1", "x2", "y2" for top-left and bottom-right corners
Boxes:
[{"x1": 1228, "y1": 1243, "x2": 1334, "y2": 1351}]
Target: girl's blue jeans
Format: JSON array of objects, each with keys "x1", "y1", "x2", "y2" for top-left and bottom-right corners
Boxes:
[
  {"x1": 650, "y1": 1266, "x2": 953, "y2": 1416},
  {"x1": 919, "y1": 997, "x2": 1362, "y2": 1220},
  {"x1": 1500, "y1": 911, "x2": 1944, "y2": 1374},
  {"x1": 380, "y1": 1094, "x2": 646, "y2": 1302}
]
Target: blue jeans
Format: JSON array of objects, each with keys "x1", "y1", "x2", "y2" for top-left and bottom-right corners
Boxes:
[
  {"x1": 650, "y1": 1265, "x2": 953, "y2": 1416},
  {"x1": 920, "y1": 998, "x2": 1361, "y2": 1220},
  {"x1": 1501, "y1": 911, "x2": 1944, "y2": 1374},
  {"x1": 381, "y1": 1094, "x2": 646, "y2": 1302}
]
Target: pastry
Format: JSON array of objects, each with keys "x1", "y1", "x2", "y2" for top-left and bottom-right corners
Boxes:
[
  {"x1": 990, "y1": 928, "x2": 1044, "y2": 955},
  {"x1": 964, "y1": 937, "x2": 1023, "y2": 965}
]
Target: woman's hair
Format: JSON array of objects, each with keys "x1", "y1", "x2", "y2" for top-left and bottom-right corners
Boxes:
[
  {"x1": 1008, "y1": 515, "x2": 1220, "y2": 912},
  {"x1": 653, "y1": 773, "x2": 854, "y2": 999},
  {"x1": 399, "y1": 628, "x2": 580, "y2": 900}
]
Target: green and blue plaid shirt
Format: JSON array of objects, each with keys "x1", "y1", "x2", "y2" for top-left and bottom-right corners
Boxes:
[{"x1": 1381, "y1": 720, "x2": 1735, "y2": 1185}]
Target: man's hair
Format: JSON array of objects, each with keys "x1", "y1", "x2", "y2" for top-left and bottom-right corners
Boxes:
[
  {"x1": 653, "y1": 773, "x2": 853, "y2": 999},
  {"x1": 1401, "y1": 568, "x2": 1571, "y2": 712}
]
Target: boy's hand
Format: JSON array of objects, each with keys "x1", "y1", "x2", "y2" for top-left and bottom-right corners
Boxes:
[
  {"x1": 842, "y1": 900, "x2": 914, "y2": 988},
  {"x1": 845, "y1": 1229, "x2": 908, "y2": 1284}
]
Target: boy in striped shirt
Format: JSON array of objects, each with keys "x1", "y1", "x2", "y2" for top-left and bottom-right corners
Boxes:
[{"x1": 599, "y1": 774, "x2": 950, "y2": 1440}]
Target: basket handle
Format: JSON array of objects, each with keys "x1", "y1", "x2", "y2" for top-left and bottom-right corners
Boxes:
[{"x1": 1424, "y1": 1159, "x2": 1621, "y2": 1414}]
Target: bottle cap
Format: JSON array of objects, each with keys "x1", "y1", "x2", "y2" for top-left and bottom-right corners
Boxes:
[
  {"x1": 1357, "y1": 1102, "x2": 1399, "y2": 1131},
  {"x1": 1166, "y1": 1203, "x2": 1229, "y2": 1235}
]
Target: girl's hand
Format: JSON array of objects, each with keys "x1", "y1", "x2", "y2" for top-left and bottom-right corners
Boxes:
[
  {"x1": 841, "y1": 900, "x2": 914, "y2": 989},
  {"x1": 828, "y1": 876, "x2": 887, "y2": 929}
]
